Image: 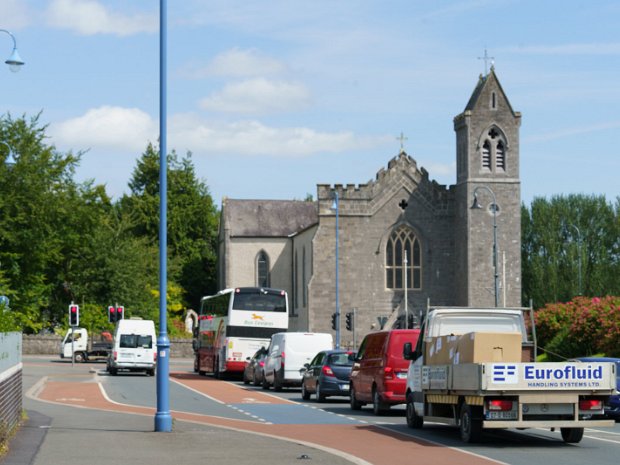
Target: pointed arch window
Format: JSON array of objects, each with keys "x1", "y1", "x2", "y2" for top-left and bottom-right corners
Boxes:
[
  {"x1": 496, "y1": 141, "x2": 506, "y2": 170},
  {"x1": 256, "y1": 251, "x2": 270, "y2": 287},
  {"x1": 482, "y1": 141, "x2": 491, "y2": 170},
  {"x1": 386, "y1": 226, "x2": 422, "y2": 290}
]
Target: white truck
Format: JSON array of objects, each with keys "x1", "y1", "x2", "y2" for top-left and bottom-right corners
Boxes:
[
  {"x1": 60, "y1": 328, "x2": 113, "y2": 363},
  {"x1": 403, "y1": 307, "x2": 617, "y2": 443}
]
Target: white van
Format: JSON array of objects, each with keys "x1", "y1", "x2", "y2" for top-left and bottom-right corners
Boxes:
[
  {"x1": 107, "y1": 319, "x2": 157, "y2": 376},
  {"x1": 262, "y1": 332, "x2": 333, "y2": 391}
]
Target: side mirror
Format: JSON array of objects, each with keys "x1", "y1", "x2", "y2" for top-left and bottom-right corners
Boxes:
[{"x1": 403, "y1": 342, "x2": 414, "y2": 360}]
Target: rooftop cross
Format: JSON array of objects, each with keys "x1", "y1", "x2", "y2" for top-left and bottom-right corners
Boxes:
[
  {"x1": 396, "y1": 132, "x2": 408, "y2": 153},
  {"x1": 478, "y1": 49, "x2": 495, "y2": 76}
]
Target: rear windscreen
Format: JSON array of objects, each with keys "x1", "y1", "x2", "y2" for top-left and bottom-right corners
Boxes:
[
  {"x1": 232, "y1": 291, "x2": 287, "y2": 312},
  {"x1": 119, "y1": 334, "x2": 153, "y2": 349},
  {"x1": 328, "y1": 353, "x2": 355, "y2": 366}
]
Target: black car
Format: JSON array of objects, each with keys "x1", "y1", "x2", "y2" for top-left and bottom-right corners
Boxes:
[
  {"x1": 243, "y1": 347, "x2": 268, "y2": 386},
  {"x1": 572, "y1": 357, "x2": 620, "y2": 421},
  {"x1": 301, "y1": 350, "x2": 355, "y2": 402}
]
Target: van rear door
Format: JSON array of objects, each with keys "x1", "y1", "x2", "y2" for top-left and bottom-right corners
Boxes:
[{"x1": 117, "y1": 333, "x2": 154, "y2": 366}]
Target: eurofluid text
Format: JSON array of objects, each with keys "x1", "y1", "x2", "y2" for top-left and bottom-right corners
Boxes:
[{"x1": 524, "y1": 365, "x2": 603, "y2": 381}]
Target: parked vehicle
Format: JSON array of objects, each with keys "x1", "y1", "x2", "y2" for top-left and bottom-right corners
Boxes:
[
  {"x1": 349, "y1": 329, "x2": 421, "y2": 415},
  {"x1": 60, "y1": 328, "x2": 112, "y2": 363},
  {"x1": 572, "y1": 357, "x2": 620, "y2": 422},
  {"x1": 301, "y1": 349, "x2": 355, "y2": 402},
  {"x1": 403, "y1": 306, "x2": 617, "y2": 443},
  {"x1": 263, "y1": 332, "x2": 333, "y2": 391},
  {"x1": 243, "y1": 346, "x2": 268, "y2": 386},
  {"x1": 107, "y1": 318, "x2": 157, "y2": 376}
]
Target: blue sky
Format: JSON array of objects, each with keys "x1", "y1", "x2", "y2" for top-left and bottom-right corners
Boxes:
[{"x1": 2, "y1": 0, "x2": 619, "y2": 207}]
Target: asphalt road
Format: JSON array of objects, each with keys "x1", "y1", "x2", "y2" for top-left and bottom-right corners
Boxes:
[{"x1": 11, "y1": 356, "x2": 620, "y2": 465}]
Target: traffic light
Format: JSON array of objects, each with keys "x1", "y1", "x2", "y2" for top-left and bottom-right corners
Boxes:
[
  {"x1": 331, "y1": 313, "x2": 337, "y2": 330},
  {"x1": 108, "y1": 306, "x2": 116, "y2": 323},
  {"x1": 345, "y1": 312, "x2": 353, "y2": 331},
  {"x1": 116, "y1": 306, "x2": 124, "y2": 321},
  {"x1": 69, "y1": 304, "x2": 79, "y2": 327}
]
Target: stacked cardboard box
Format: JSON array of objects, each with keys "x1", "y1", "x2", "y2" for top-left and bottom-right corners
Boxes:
[{"x1": 425, "y1": 332, "x2": 522, "y2": 365}]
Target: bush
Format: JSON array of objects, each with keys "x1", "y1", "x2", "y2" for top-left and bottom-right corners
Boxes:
[{"x1": 534, "y1": 296, "x2": 620, "y2": 359}]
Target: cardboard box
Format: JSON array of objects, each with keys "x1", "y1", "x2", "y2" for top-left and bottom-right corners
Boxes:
[
  {"x1": 454, "y1": 332, "x2": 522, "y2": 364},
  {"x1": 425, "y1": 335, "x2": 459, "y2": 365}
]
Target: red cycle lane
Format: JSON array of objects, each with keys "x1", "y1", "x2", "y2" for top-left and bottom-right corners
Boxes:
[{"x1": 33, "y1": 372, "x2": 506, "y2": 465}]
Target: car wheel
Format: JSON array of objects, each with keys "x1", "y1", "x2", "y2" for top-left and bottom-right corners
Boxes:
[
  {"x1": 350, "y1": 385, "x2": 362, "y2": 410},
  {"x1": 147, "y1": 368, "x2": 155, "y2": 377},
  {"x1": 406, "y1": 392, "x2": 423, "y2": 428},
  {"x1": 273, "y1": 371, "x2": 283, "y2": 392},
  {"x1": 316, "y1": 383, "x2": 326, "y2": 402},
  {"x1": 253, "y1": 371, "x2": 262, "y2": 387},
  {"x1": 460, "y1": 404, "x2": 482, "y2": 443},
  {"x1": 301, "y1": 382, "x2": 311, "y2": 400},
  {"x1": 372, "y1": 387, "x2": 389, "y2": 416},
  {"x1": 262, "y1": 375, "x2": 270, "y2": 390},
  {"x1": 74, "y1": 352, "x2": 85, "y2": 363},
  {"x1": 243, "y1": 371, "x2": 250, "y2": 385},
  {"x1": 560, "y1": 427, "x2": 584, "y2": 443}
]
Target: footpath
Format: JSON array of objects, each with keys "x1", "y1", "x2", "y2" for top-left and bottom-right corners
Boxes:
[{"x1": 3, "y1": 357, "x2": 357, "y2": 465}]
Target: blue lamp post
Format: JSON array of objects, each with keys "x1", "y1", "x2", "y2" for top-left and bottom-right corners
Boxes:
[
  {"x1": 154, "y1": 0, "x2": 172, "y2": 432},
  {"x1": 0, "y1": 29, "x2": 25, "y2": 72},
  {"x1": 331, "y1": 191, "x2": 340, "y2": 349},
  {"x1": 471, "y1": 185, "x2": 499, "y2": 307}
]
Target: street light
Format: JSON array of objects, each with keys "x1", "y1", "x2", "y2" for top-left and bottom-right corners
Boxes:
[
  {"x1": 331, "y1": 191, "x2": 340, "y2": 349},
  {"x1": 1, "y1": 141, "x2": 16, "y2": 167},
  {"x1": 154, "y1": 0, "x2": 172, "y2": 432},
  {"x1": 0, "y1": 29, "x2": 25, "y2": 72},
  {"x1": 471, "y1": 185, "x2": 499, "y2": 307},
  {"x1": 569, "y1": 224, "x2": 582, "y2": 296}
]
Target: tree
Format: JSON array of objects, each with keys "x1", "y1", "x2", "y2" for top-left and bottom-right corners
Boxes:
[
  {"x1": 522, "y1": 194, "x2": 620, "y2": 308},
  {"x1": 121, "y1": 144, "x2": 219, "y2": 309}
]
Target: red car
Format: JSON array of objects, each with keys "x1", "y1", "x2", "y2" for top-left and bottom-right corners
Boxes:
[{"x1": 349, "y1": 329, "x2": 421, "y2": 415}]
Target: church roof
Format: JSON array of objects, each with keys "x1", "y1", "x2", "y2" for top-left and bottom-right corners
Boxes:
[
  {"x1": 464, "y1": 67, "x2": 517, "y2": 116},
  {"x1": 222, "y1": 198, "x2": 318, "y2": 237}
]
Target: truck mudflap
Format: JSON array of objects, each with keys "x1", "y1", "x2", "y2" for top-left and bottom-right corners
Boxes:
[{"x1": 482, "y1": 419, "x2": 614, "y2": 429}]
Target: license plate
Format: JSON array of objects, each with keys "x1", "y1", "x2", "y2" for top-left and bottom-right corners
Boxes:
[
  {"x1": 486, "y1": 411, "x2": 517, "y2": 420},
  {"x1": 396, "y1": 372, "x2": 407, "y2": 379},
  {"x1": 341, "y1": 384, "x2": 349, "y2": 391}
]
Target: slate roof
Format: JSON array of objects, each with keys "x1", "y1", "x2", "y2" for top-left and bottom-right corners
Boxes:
[{"x1": 222, "y1": 198, "x2": 318, "y2": 237}]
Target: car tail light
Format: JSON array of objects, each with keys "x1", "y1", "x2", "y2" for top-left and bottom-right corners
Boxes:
[
  {"x1": 579, "y1": 399, "x2": 603, "y2": 411},
  {"x1": 322, "y1": 365, "x2": 335, "y2": 377},
  {"x1": 384, "y1": 366, "x2": 393, "y2": 380},
  {"x1": 113, "y1": 351, "x2": 118, "y2": 361},
  {"x1": 154, "y1": 352, "x2": 157, "y2": 362},
  {"x1": 281, "y1": 351, "x2": 285, "y2": 370},
  {"x1": 487, "y1": 399, "x2": 513, "y2": 411},
  {"x1": 259, "y1": 361, "x2": 265, "y2": 367}
]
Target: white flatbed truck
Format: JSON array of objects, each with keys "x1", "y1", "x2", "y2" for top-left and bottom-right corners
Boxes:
[{"x1": 403, "y1": 307, "x2": 617, "y2": 443}]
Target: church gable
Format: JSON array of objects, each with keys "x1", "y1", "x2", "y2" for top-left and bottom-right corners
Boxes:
[{"x1": 464, "y1": 68, "x2": 517, "y2": 117}]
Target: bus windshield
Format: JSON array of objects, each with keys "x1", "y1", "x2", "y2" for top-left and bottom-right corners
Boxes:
[{"x1": 232, "y1": 289, "x2": 287, "y2": 312}]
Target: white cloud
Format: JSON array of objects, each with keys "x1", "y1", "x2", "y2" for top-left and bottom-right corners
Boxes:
[
  {"x1": 46, "y1": 0, "x2": 157, "y2": 36},
  {"x1": 50, "y1": 107, "x2": 386, "y2": 158},
  {"x1": 526, "y1": 121, "x2": 620, "y2": 143},
  {"x1": 169, "y1": 114, "x2": 385, "y2": 157},
  {"x1": 502, "y1": 43, "x2": 620, "y2": 55},
  {"x1": 200, "y1": 78, "x2": 311, "y2": 114},
  {"x1": 0, "y1": 0, "x2": 32, "y2": 29},
  {"x1": 182, "y1": 48, "x2": 286, "y2": 79},
  {"x1": 49, "y1": 106, "x2": 157, "y2": 152}
]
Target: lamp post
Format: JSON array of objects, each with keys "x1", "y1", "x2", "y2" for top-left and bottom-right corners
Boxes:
[
  {"x1": 331, "y1": 191, "x2": 340, "y2": 349},
  {"x1": 0, "y1": 29, "x2": 25, "y2": 72},
  {"x1": 471, "y1": 185, "x2": 499, "y2": 307},
  {"x1": 154, "y1": 0, "x2": 172, "y2": 432},
  {"x1": 569, "y1": 224, "x2": 582, "y2": 296},
  {"x1": 0, "y1": 141, "x2": 16, "y2": 167}
]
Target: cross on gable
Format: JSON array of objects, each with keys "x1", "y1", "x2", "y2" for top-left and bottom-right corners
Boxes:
[
  {"x1": 478, "y1": 49, "x2": 495, "y2": 76},
  {"x1": 399, "y1": 199, "x2": 408, "y2": 210},
  {"x1": 396, "y1": 132, "x2": 408, "y2": 152}
]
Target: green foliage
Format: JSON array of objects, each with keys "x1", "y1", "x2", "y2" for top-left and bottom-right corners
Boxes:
[
  {"x1": 0, "y1": 115, "x2": 219, "y2": 334},
  {"x1": 535, "y1": 296, "x2": 620, "y2": 359},
  {"x1": 521, "y1": 194, "x2": 620, "y2": 307}
]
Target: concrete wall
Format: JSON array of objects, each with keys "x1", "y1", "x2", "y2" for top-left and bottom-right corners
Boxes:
[
  {"x1": 22, "y1": 334, "x2": 194, "y2": 358},
  {"x1": 0, "y1": 332, "x2": 22, "y2": 446}
]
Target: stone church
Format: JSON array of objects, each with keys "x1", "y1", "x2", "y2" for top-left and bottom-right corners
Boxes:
[{"x1": 217, "y1": 68, "x2": 522, "y2": 347}]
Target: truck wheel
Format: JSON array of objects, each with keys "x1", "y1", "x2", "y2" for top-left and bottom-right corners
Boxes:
[
  {"x1": 460, "y1": 404, "x2": 482, "y2": 443},
  {"x1": 74, "y1": 352, "x2": 85, "y2": 363},
  {"x1": 350, "y1": 386, "x2": 362, "y2": 410},
  {"x1": 406, "y1": 393, "x2": 423, "y2": 429},
  {"x1": 372, "y1": 387, "x2": 389, "y2": 416},
  {"x1": 560, "y1": 427, "x2": 584, "y2": 443}
]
